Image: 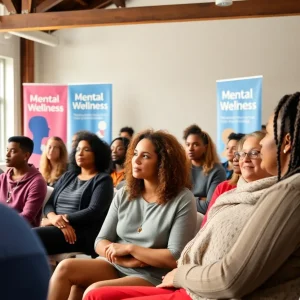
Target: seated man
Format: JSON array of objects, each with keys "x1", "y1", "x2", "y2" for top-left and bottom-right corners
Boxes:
[
  {"x1": 119, "y1": 126, "x2": 134, "y2": 140},
  {"x1": 0, "y1": 136, "x2": 47, "y2": 227},
  {"x1": 0, "y1": 203, "x2": 50, "y2": 299},
  {"x1": 110, "y1": 137, "x2": 130, "y2": 188}
]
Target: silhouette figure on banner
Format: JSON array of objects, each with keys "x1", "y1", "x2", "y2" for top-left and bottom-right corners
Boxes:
[
  {"x1": 96, "y1": 121, "x2": 107, "y2": 139},
  {"x1": 29, "y1": 116, "x2": 50, "y2": 154}
]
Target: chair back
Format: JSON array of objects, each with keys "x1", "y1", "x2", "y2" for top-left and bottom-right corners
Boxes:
[{"x1": 43, "y1": 186, "x2": 54, "y2": 208}]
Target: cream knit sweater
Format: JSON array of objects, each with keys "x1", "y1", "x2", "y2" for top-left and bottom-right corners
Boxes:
[{"x1": 176, "y1": 176, "x2": 278, "y2": 300}]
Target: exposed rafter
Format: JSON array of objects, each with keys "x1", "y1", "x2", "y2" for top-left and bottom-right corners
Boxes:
[
  {"x1": 35, "y1": 0, "x2": 64, "y2": 13},
  {"x1": 1, "y1": 0, "x2": 300, "y2": 32},
  {"x1": 74, "y1": 0, "x2": 88, "y2": 7},
  {"x1": 112, "y1": 0, "x2": 125, "y2": 8},
  {"x1": 22, "y1": 0, "x2": 32, "y2": 13},
  {"x1": 87, "y1": 0, "x2": 111, "y2": 10},
  {"x1": 2, "y1": 0, "x2": 20, "y2": 14}
]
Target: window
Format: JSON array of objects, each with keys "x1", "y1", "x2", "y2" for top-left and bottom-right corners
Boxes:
[{"x1": 0, "y1": 58, "x2": 6, "y2": 162}]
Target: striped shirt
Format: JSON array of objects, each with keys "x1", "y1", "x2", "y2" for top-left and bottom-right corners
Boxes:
[{"x1": 55, "y1": 177, "x2": 89, "y2": 215}]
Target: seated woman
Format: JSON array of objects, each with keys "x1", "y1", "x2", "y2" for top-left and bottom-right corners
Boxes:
[
  {"x1": 84, "y1": 92, "x2": 300, "y2": 300},
  {"x1": 47, "y1": 130, "x2": 197, "y2": 300},
  {"x1": 201, "y1": 135, "x2": 245, "y2": 227},
  {"x1": 39, "y1": 136, "x2": 68, "y2": 188},
  {"x1": 110, "y1": 137, "x2": 130, "y2": 188},
  {"x1": 33, "y1": 131, "x2": 113, "y2": 257},
  {"x1": 222, "y1": 132, "x2": 245, "y2": 180},
  {"x1": 184, "y1": 124, "x2": 226, "y2": 214}
]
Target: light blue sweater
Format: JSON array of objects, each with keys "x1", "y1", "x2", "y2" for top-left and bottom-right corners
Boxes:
[{"x1": 95, "y1": 187, "x2": 197, "y2": 285}]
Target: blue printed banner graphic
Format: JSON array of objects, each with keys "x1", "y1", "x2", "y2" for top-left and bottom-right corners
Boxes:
[
  {"x1": 216, "y1": 76, "x2": 262, "y2": 162},
  {"x1": 68, "y1": 84, "x2": 112, "y2": 147}
]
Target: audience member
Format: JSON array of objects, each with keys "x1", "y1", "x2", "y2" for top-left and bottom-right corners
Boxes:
[
  {"x1": 201, "y1": 136, "x2": 245, "y2": 227},
  {"x1": 0, "y1": 136, "x2": 47, "y2": 227},
  {"x1": 71, "y1": 130, "x2": 90, "y2": 150},
  {"x1": 119, "y1": 126, "x2": 134, "y2": 140},
  {"x1": 68, "y1": 130, "x2": 90, "y2": 172},
  {"x1": 40, "y1": 136, "x2": 68, "y2": 188},
  {"x1": 222, "y1": 132, "x2": 245, "y2": 179},
  {"x1": 0, "y1": 203, "x2": 50, "y2": 300},
  {"x1": 34, "y1": 131, "x2": 113, "y2": 256},
  {"x1": 202, "y1": 131, "x2": 270, "y2": 227},
  {"x1": 183, "y1": 124, "x2": 226, "y2": 214},
  {"x1": 48, "y1": 130, "x2": 197, "y2": 300},
  {"x1": 110, "y1": 137, "x2": 130, "y2": 188},
  {"x1": 87, "y1": 92, "x2": 300, "y2": 299}
]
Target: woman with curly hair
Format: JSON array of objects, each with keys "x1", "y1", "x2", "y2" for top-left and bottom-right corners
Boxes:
[
  {"x1": 34, "y1": 131, "x2": 113, "y2": 257},
  {"x1": 47, "y1": 130, "x2": 197, "y2": 300},
  {"x1": 39, "y1": 136, "x2": 68, "y2": 188},
  {"x1": 183, "y1": 124, "x2": 226, "y2": 214}
]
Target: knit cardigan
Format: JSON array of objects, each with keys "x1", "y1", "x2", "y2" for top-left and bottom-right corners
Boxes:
[{"x1": 177, "y1": 176, "x2": 277, "y2": 300}]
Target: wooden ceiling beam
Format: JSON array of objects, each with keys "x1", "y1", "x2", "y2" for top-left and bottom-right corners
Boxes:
[
  {"x1": 112, "y1": 0, "x2": 125, "y2": 8},
  {"x1": 87, "y1": 0, "x2": 111, "y2": 10},
  {"x1": 74, "y1": 0, "x2": 88, "y2": 7},
  {"x1": 35, "y1": 0, "x2": 64, "y2": 12},
  {"x1": 1, "y1": 0, "x2": 300, "y2": 32},
  {"x1": 22, "y1": 0, "x2": 32, "y2": 13},
  {"x1": 2, "y1": 0, "x2": 20, "y2": 14}
]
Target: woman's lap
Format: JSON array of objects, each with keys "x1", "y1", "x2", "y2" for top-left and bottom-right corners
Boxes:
[
  {"x1": 33, "y1": 226, "x2": 86, "y2": 255},
  {"x1": 84, "y1": 286, "x2": 191, "y2": 300}
]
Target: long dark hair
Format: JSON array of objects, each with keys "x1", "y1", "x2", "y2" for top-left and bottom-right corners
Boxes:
[
  {"x1": 69, "y1": 131, "x2": 111, "y2": 174},
  {"x1": 183, "y1": 124, "x2": 220, "y2": 174},
  {"x1": 274, "y1": 92, "x2": 300, "y2": 181}
]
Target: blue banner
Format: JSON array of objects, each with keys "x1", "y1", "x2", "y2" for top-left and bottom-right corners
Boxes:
[
  {"x1": 68, "y1": 84, "x2": 112, "y2": 147},
  {"x1": 216, "y1": 76, "x2": 262, "y2": 162}
]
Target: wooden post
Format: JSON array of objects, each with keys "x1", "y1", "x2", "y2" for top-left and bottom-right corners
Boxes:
[{"x1": 20, "y1": 38, "x2": 34, "y2": 134}]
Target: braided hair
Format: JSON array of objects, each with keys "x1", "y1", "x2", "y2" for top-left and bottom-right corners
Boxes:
[{"x1": 274, "y1": 92, "x2": 300, "y2": 181}]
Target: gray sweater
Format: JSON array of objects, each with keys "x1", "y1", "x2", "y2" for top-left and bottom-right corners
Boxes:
[
  {"x1": 191, "y1": 164, "x2": 226, "y2": 214},
  {"x1": 95, "y1": 187, "x2": 197, "y2": 285}
]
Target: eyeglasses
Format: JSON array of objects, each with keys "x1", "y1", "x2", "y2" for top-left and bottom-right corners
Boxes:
[{"x1": 234, "y1": 150, "x2": 261, "y2": 160}]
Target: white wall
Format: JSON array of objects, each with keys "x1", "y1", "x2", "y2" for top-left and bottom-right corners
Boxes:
[{"x1": 35, "y1": 16, "x2": 300, "y2": 142}]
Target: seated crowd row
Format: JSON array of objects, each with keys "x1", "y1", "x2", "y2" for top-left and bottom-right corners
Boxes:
[{"x1": 0, "y1": 92, "x2": 300, "y2": 300}]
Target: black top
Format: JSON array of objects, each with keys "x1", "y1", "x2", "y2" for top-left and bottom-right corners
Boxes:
[{"x1": 44, "y1": 171, "x2": 114, "y2": 254}]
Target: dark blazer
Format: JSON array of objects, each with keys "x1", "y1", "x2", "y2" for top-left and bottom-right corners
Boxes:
[{"x1": 43, "y1": 171, "x2": 113, "y2": 255}]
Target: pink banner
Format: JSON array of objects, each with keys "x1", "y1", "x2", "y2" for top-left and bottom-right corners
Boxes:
[{"x1": 23, "y1": 84, "x2": 68, "y2": 168}]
